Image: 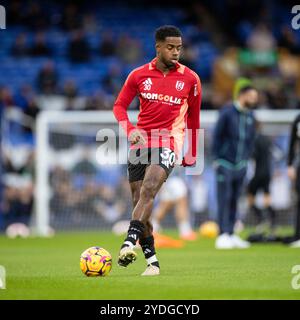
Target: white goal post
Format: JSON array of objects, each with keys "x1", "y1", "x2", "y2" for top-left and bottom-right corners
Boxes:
[
  {"x1": 35, "y1": 110, "x2": 136, "y2": 236},
  {"x1": 34, "y1": 109, "x2": 300, "y2": 236}
]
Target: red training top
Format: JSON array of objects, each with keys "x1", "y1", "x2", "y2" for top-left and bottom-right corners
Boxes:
[{"x1": 113, "y1": 58, "x2": 201, "y2": 162}]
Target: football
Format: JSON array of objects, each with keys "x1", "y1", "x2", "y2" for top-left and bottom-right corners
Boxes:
[
  {"x1": 80, "y1": 247, "x2": 112, "y2": 277},
  {"x1": 199, "y1": 221, "x2": 219, "y2": 239}
]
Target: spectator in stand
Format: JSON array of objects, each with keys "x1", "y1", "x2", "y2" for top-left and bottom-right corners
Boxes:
[
  {"x1": 23, "y1": 2, "x2": 48, "y2": 31},
  {"x1": 101, "y1": 64, "x2": 124, "y2": 96},
  {"x1": 30, "y1": 32, "x2": 52, "y2": 57},
  {"x1": 179, "y1": 42, "x2": 198, "y2": 71},
  {"x1": 72, "y1": 153, "x2": 97, "y2": 177},
  {"x1": 3, "y1": 149, "x2": 35, "y2": 178},
  {"x1": 82, "y1": 13, "x2": 98, "y2": 33},
  {"x1": 62, "y1": 80, "x2": 78, "y2": 99},
  {"x1": 265, "y1": 82, "x2": 289, "y2": 109},
  {"x1": 95, "y1": 185, "x2": 126, "y2": 223},
  {"x1": 278, "y1": 25, "x2": 300, "y2": 55},
  {"x1": 13, "y1": 84, "x2": 35, "y2": 111},
  {"x1": 0, "y1": 87, "x2": 15, "y2": 108},
  {"x1": 7, "y1": 0, "x2": 24, "y2": 26},
  {"x1": 50, "y1": 167, "x2": 82, "y2": 220},
  {"x1": 84, "y1": 91, "x2": 112, "y2": 110},
  {"x1": 247, "y1": 23, "x2": 277, "y2": 52},
  {"x1": 61, "y1": 80, "x2": 79, "y2": 111},
  {"x1": 2, "y1": 148, "x2": 34, "y2": 229},
  {"x1": 99, "y1": 31, "x2": 116, "y2": 57},
  {"x1": 116, "y1": 34, "x2": 142, "y2": 64},
  {"x1": 36, "y1": 61, "x2": 58, "y2": 95},
  {"x1": 68, "y1": 30, "x2": 91, "y2": 63},
  {"x1": 60, "y1": 3, "x2": 82, "y2": 31},
  {"x1": 11, "y1": 33, "x2": 30, "y2": 58},
  {"x1": 23, "y1": 99, "x2": 40, "y2": 120}
]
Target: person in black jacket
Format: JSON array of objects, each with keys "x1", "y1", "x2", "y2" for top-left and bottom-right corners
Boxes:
[
  {"x1": 212, "y1": 78, "x2": 258, "y2": 249},
  {"x1": 247, "y1": 121, "x2": 276, "y2": 232},
  {"x1": 287, "y1": 113, "x2": 300, "y2": 247}
]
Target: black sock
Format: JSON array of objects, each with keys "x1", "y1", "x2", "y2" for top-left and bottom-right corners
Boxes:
[
  {"x1": 251, "y1": 205, "x2": 263, "y2": 223},
  {"x1": 140, "y1": 235, "x2": 156, "y2": 259},
  {"x1": 149, "y1": 261, "x2": 160, "y2": 268},
  {"x1": 139, "y1": 235, "x2": 160, "y2": 268},
  {"x1": 266, "y1": 206, "x2": 276, "y2": 227},
  {"x1": 121, "y1": 220, "x2": 145, "y2": 249}
]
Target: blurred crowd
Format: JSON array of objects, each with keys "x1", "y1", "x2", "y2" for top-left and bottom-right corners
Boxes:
[
  {"x1": 49, "y1": 162, "x2": 132, "y2": 229},
  {"x1": 0, "y1": 1, "x2": 299, "y2": 113}
]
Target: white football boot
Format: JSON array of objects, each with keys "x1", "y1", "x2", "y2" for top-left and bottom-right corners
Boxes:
[
  {"x1": 230, "y1": 234, "x2": 251, "y2": 249},
  {"x1": 118, "y1": 246, "x2": 137, "y2": 267},
  {"x1": 215, "y1": 233, "x2": 234, "y2": 249},
  {"x1": 290, "y1": 239, "x2": 300, "y2": 248},
  {"x1": 141, "y1": 264, "x2": 160, "y2": 276}
]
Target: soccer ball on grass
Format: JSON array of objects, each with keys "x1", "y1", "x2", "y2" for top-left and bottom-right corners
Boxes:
[
  {"x1": 199, "y1": 221, "x2": 219, "y2": 239},
  {"x1": 80, "y1": 246, "x2": 112, "y2": 277}
]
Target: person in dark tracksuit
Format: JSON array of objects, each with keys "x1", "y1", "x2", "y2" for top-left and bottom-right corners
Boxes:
[
  {"x1": 212, "y1": 78, "x2": 258, "y2": 249},
  {"x1": 287, "y1": 113, "x2": 300, "y2": 247},
  {"x1": 0, "y1": 99, "x2": 3, "y2": 230},
  {"x1": 247, "y1": 121, "x2": 276, "y2": 232}
]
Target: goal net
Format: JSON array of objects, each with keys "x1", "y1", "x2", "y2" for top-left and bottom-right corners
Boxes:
[{"x1": 32, "y1": 110, "x2": 298, "y2": 236}]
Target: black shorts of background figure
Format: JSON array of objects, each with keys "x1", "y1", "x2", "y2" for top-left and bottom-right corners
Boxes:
[
  {"x1": 128, "y1": 147, "x2": 175, "y2": 183},
  {"x1": 247, "y1": 175, "x2": 271, "y2": 195}
]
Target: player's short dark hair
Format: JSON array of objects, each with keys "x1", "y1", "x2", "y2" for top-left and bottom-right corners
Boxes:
[
  {"x1": 155, "y1": 25, "x2": 182, "y2": 42},
  {"x1": 238, "y1": 85, "x2": 257, "y2": 96}
]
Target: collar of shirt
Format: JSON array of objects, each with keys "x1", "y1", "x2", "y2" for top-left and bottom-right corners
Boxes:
[
  {"x1": 234, "y1": 101, "x2": 248, "y2": 114},
  {"x1": 150, "y1": 57, "x2": 181, "y2": 72}
]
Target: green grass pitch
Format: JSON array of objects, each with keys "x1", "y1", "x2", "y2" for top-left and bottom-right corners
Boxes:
[{"x1": 0, "y1": 231, "x2": 299, "y2": 300}]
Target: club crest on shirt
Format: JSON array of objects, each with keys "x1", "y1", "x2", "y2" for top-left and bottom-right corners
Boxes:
[{"x1": 175, "y1": 80, "x2": 185, "y2": 91}]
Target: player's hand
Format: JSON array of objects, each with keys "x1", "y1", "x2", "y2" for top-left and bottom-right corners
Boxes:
[
  {"x1": 287, "y1": 166, "x2": 296, "y2": 181},
  {"x1": 181, "y1": 156, "x2": 196, "y2": 167},
  {"x1": 129, "y1": 129, "x2": 146, "y2": 146}
]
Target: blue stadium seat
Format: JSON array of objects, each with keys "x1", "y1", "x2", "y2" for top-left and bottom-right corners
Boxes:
[{"x1": 0, "y1": 4, "x2": 215, "y2": 96}]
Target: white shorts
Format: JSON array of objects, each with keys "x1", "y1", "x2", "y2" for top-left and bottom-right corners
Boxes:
[{"x1": 159, "y1": 176, "x2": 187, "y2": 202}]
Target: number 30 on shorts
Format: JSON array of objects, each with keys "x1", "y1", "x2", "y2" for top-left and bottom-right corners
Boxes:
[{"x1": 160, "y1": 148, "x2": 176, "y2": 169}]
